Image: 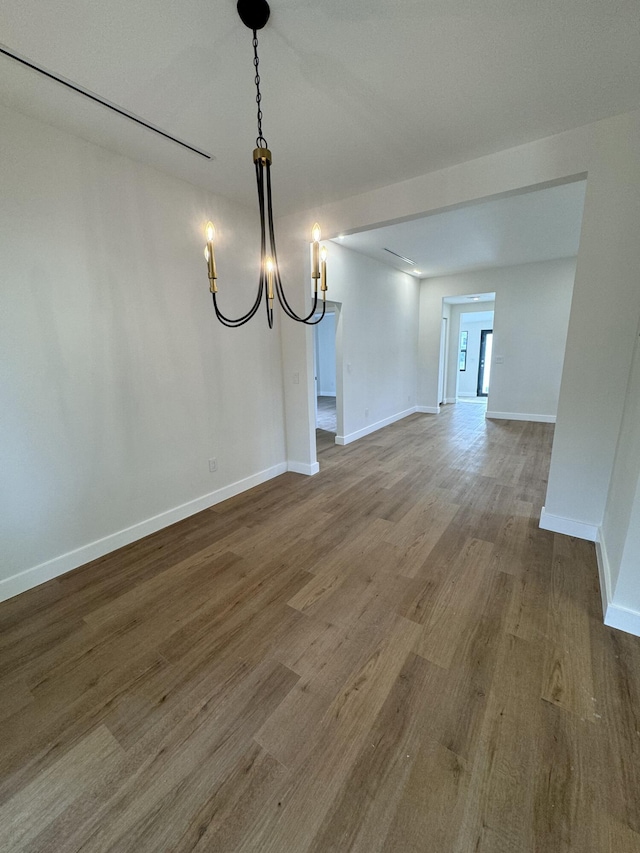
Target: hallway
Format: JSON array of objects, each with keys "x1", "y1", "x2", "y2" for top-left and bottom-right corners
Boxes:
[{"x1": 316, "y1": 395, "x2": 337, "y2": 433}]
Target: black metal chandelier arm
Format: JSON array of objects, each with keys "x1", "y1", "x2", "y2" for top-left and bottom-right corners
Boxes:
[
  {"x1": 256, "y1": 159, "x2": 274, "y2": 329},
  {"x1": 273, "y1": 272, "x2": 320, "y2": 323},
  {"x1": 299, "y1": 297, "x2": 326, "y2": 325},
  {"x1": 211, "y1": 263, "x2": 265, "y2": 326},
  {"x1": 263, "y1": 165, "x2": 321, "y2": 323},
  {"x1": 212, "y1": 294, "x2": 248, "y2": 327},
  {"x1": 265, "y1": 293, "x2": 274, "y2": 328},
  {"x1": 256, "y1": 159, "x2": 268, "y2": 253},
  {"x1": 207, "y1": 155, "x2": 270, "y2": 328},
  {"x1": 274, "y1": 272, "x2": 325, "y2": 325},
  {"x1": 212, "y1": 298, "x2": 248, "y2": 328},
  {"x1": 212, "y1": 269, "x2": 264, "y2": 324},
  {"x1": 256, "y1": 159, "x2": 321, "y2": 326},
  {"x1": 212, "y1": 289, "x2": 263, "y2": 327}
]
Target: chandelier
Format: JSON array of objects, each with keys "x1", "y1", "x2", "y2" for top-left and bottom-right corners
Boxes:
[{"x1": 204, "y1": 0, "x2": 327, "y2": 328}]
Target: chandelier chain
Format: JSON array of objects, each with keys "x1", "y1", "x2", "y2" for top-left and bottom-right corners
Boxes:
[{"x1": 252, "y1": 30, "x2": 267, "y2": 148}]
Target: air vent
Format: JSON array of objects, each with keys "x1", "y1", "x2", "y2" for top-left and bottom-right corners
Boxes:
[
  {"x1": 0, "y1": 44, "x2": 213, "y2": 160},
  {"x1": 383, "y1": 247, "x2": 416, "y2": 265}
]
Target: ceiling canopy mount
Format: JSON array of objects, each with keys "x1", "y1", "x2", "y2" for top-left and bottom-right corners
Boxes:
[{"x1": 236, "y1": 0, "x2": 271, "y2": 31}]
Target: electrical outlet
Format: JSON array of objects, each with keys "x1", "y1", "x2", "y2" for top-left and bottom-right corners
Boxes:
[
  {"x1": 293, "y1": 372, "x2": 300, "y2": 384},
  {"x1": 209, "y1": 458, "x2": 217, "y2": 472}
]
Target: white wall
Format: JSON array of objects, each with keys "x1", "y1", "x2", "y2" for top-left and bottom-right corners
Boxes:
[
  {"x1": 488, "y1": 264, "x2": 574, "y2": 421},
  {"x1": 321, "y1": 242, "x2": 419, "y2": 444},
  {"x1": 542, "y1": 123, "x2": 640, "y2": 536},
  {"x1": 430, "y1": 259, "x2": 575, "y2": 419},
  {"x1": 0, "y1": 104, "x2": 287, "y2": 599},
  {"x1": 315, "y1": 313, "x2": 336, "y2": 396}
]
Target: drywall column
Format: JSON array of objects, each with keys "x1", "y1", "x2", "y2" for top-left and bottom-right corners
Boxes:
[
  {"x1": 275, "y1": 224, "x2": 321, "y2": 475},
  {"x1": 611, "y1": 482, "x2": 640, "y2": 630},
  {"x1": 541, "y1": 114, "x2": 640, "y2": 537},
  {"x1": 601, "y1": 320, "x2": 640, "y2": 634}
]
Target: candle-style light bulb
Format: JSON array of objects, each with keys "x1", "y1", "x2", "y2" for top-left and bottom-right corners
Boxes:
[
  {"x1": 320, "y1": 245, "x2": 327, "y2": 294},
  {"x1": 265, "y1": 255, "x2": 275, "y2": 301},
  {"x1": 204, "y1": 221, "x2": 217, "y2": 291},
  {"x1": 311, "y1": 223, "x2": 321, "y2": 281}
]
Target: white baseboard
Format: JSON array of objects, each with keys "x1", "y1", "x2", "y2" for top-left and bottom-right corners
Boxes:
[
  {"x1": 594, "y1": 538, "x2": 613, "y2": 620},
  {"x1": 416, "y1": 406, "x2": 441, "y2": 415},
  {"x1": 317, "y1": 392, "x2": 336, "y2": 399},
  {"x1": 604, "y1": 603, "x2": 640, "y2": 636},
  {"x1": 288, "y1": 461, "x2": 320, "y2": 476},
  {"x1": 596, "y1": 532, "x2": 640, "y2": 637},
  {"x1": 445, "y1": 397, "x2": 457, "y2": 404},
  {"x1": 539, "y1": 507, "x2": 599, "y2": 542},
  {"x1": 335, "y1": 407, "x2": 417, "y2": 446},
  {"x1": 0, "y1": 462, "x2": 288, "y2": 604},
  {"x1": 486, "y1": 410, "x2": 556, "y2": 423}
]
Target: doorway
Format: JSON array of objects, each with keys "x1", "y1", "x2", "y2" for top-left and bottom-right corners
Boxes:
[
  {"x1": 449, "y1": 305, "x2": 495, "y2": 402},
  {"x1": 313, "y1": 310, "x2": 337, "y2": 434},
  {"x1": 477, "y1": 329, "x2": 494, "y2": 396}
]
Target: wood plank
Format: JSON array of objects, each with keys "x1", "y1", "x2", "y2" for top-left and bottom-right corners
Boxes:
[
  {"x1": 409, "y1": 537, "x2": 496, "y2": 668},
  {"x1": 541, "y1": 535, "x2": 597, "y2": 721},
  {"x1": 255, "y1": 613, "x2": 396, "y2": 769},
  {"x1": 25, "y1": 660, "x2": 298, "y2": 853},
  {"x1": 0, "y1": 677, "x2": 34, "y2": 723},
  {"x1": 453, "y1": 633, "x2": 544, "y2": 853},
  {"x1": 236, "y1": 615, "x2": 420, "y2": 852},
  {"x1": 309, "y1": 652, "x2": 469, "y2": 853},
  {"x1": 0, "y1": 726, "x2": 124, "y2": 852}
]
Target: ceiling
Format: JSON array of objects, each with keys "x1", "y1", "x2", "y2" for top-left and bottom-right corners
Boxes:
[
  {"x1": 332, "y1": 180, "x2": 586, "y2": 278},
  {"x1": 445, "y1": 294, "x2": 495, "y2": 306},
  {"x1": 460, "y1": 310, "x2": 495, "y2": 323},
  {"x1": 0, "y1": 2, "x2": 638, "y2": 215}
]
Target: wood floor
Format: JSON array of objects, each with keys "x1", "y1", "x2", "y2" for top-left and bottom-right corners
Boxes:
[
  {"x1": 1, "y1": 403, "x2": 640, "y2": 852},
  {"x1": 316, "y1": 396, "x2": 337, "y2": 434}
]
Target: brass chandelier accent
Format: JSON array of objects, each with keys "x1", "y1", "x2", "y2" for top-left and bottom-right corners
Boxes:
[{"x1": 204, "y1": 0, "x2": 327, "y2": 328}]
